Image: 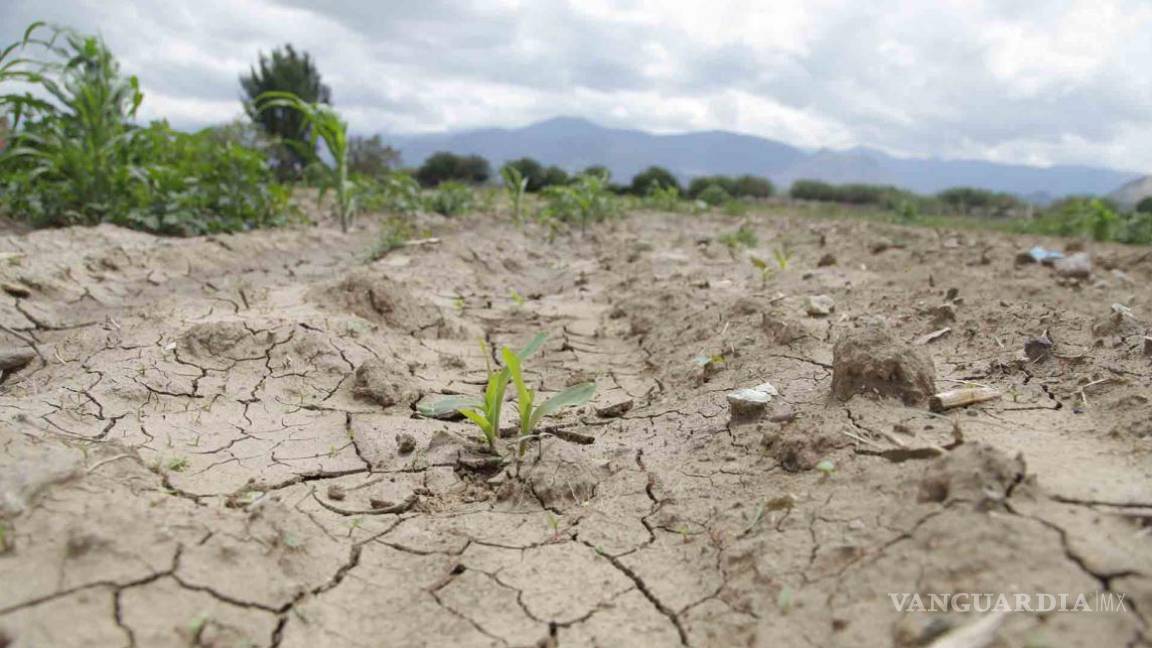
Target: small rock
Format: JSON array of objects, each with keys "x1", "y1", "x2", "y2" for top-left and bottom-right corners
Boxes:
[
  {"x1": 326, "y1": 484, "x2": 346, "y2": 501},
  {"x1": 595, "y1": 397, "x2": 633, "y2": 418},
  {"x1": 0, "y1": 349, "x2": 35, "y2": 371},
  {"x1": 1024, "y1": 332, "x2": 1054, "y2": 361},
  {"x1": 1053, "y1": 252, "x2": 1092, "y2": 279},
  {"x1": 817, "y1": 253, "x2": 837, "y2": 267},
  {"x1": 369, "y1": 497, "x2": 395, "y2": 509},
  {"x1": 1144, "y1": 336, "x2": 1152, "y2": 356},
  {"x1": 396, "y1": 433, "x2": 416, "y2": 455},
  {"x1": 804, "y1": 294, "x2": 835, "y2": 317},
  {"x1": 727, "y1": 382, "x2": 779, "y2": 419}
]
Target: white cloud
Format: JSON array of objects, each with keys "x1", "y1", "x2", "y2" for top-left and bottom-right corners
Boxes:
[{"x1": 2, "y1": 0, "x2": 1152, "y2": 170}]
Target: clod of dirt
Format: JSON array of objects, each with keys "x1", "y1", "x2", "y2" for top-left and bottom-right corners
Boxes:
[
  {"x1": 1106, "y1": 393, "x2": 1151, "y2": 439},
  {"x1": 0, "y1": 350, "x2": 34, "y2": 371},
  {"x1": 761, "y1": 312, "x2": 807, "y2": 345},
  {"x1": 916, "y1": 443, "x2": 1025, "y2": 508},
  {"x1": 928, "y1": 303, "x2": 955, "y2": 325},
  {"x1": 1024, "y1": 331, "x2": 1054, "y2": 361},
  {"x1": 1, "y1": 282, "x2": 31, "y2": 298},
  {"x1": 831, "y1": 323, "x2": 936, "y2": 406},
  {"x1": 804, "y1": 294, "x2": 835, "y2": 317},
  {"x1": 595, "y1": 396, "x2": 633, "y2": 418},
  {"x1": 499, "y1": 440, "x2": 613, "y2": 508},
  {"x1": 1091, "y1": 303, "x2": 1144, "y2": 339},
  {"x1": 396, "y1": 432, "x2": 417, "y2": 454},
  {"x1": 1054, "y1": 252, "x2": 1092, "y2": 279},
  {"x1": 1144, "y1": 336, "x2": 1152, "y2": 356},
  {"x1": 326, "y1": 484, "x2": 346, "y2": 501},
  {"x1": 762, "y1": 413, "x2": 850, "y2": 472},
  {"x1": 352, "y1": 359, "x2": 418, "y2": 408},
  {"x1": 817, "y1": 253, "x2": 837, "y2": 267}
]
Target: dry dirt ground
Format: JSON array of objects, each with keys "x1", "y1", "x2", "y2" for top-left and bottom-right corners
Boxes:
[{"x1": 0, "y1": 207, "x2": 1149, "y2": 648}]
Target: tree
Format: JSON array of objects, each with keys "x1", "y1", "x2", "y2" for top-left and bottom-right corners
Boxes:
[
  {"x1": 541, "y1": 165, "x2": 569, "y2": 188},
  {"x1": 502, "y1": 157, "x2": 546, "y2": 191},
  {"x1": 416, "y1": 152, "x2": 491, "y2": 187},
  {"x1": 733, "y1": 175, "x2": 774, "y2": 198},
  {"x1": 1134, "y1": 196, "x2": 1152, "y2": 214},
  {"x1": 630, "y1": 166, "x2": 680, "y2": 195},
  {"x1": 347, "y1": 134, "x2": 400, "y2": 179},
  {"x1": 241, "y1": 45, "x2": 331, "y2": 177},
  {"x1": 582, "y1": 165, "x2": 611, "y2": 182}
]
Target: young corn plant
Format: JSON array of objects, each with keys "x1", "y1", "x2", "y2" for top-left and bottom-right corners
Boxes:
[
  {"x1": 254, "y1": 91, "x2": 353, "y2": 231},
  {"x1": 503, "y1": 344, "x2": 596, "y2": 456},
  {"x1": 501, "y1": 164, "x2": 528, "y2": 224}
]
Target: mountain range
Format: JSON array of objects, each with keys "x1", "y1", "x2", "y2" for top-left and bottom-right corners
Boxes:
[{"x1": 385, "y1": 117, "x2": 1142, "y2": 201}]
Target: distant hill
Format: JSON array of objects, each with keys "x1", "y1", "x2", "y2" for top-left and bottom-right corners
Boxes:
[
  {"x1": 384, "y1": 117, "x2": 1142, "y2": 199},
  {"x1": 1107, "y1": 175, "x2": 1152, "y2": 208}
]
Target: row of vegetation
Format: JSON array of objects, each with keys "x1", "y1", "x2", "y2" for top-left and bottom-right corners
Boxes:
[{"x1": 1, "y1": 21, "x2": 1148, "y2": 246}]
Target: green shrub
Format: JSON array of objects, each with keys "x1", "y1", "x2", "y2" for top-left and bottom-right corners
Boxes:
[
  {"x1": 539, "y1": 173, "x2": 618, "y2": 232},
  {"x1": 416, "y1": 152, "x2": 490, "y2": 187},
  {"x1": 936, "y1": 186, "x2": 1021, "y2": 217},
  {"x1": 1135, "y1": 196, "x2": 1152, "y2": 214},
  {"x1": 697, "y1": 184, "x2": 731, "y2": 207},
  {"x1": 733, "y1": 175, "x2": 774, "y2": 198},
  {"x1": 424, "y1": 181, "x2": 473, "y2": 216},
  {"x1": 358, "y1": 171, "x2": 422, "y2": 215},
  {"x1": 630, "y1": 166, "x2": 680, "y2": 195},
  {"x1": 0, "y1": 24, "x2": 290, "y2": 235}
]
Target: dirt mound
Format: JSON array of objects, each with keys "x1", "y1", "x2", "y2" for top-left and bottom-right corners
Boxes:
[
  {"x1": 831, "y1": 322, "x2": 936, "y2": 405},
  {"x1": 309, "y1": 268, "x2": 443, "y2": 335},
  {"x1": 351, "y1": 359, "x2": 419, "y2": 408},
  {"x1": 917, "y1": 443, "x2": 1026, "y2": 508}
]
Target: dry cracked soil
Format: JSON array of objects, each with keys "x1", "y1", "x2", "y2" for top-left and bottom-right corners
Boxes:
[{"x1": 0, "y1": 207, "x2": 1149, "y2": 648}]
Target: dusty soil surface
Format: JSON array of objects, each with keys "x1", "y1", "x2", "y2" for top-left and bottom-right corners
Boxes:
[{"x1": 0, "y1": 208, "x2": 1149, "y2": 647}]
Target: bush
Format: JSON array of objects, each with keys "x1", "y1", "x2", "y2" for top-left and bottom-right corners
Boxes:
[
  {"x1": 539, "y1": 173, "x2": 619, "y2": 232},
  {"x1": 789, "y1": 179, "x2": 911, "y2": 207},
  {"x1": 630, "y1": 166, "x2": 680, "y2": 195},
  {"x1": 936, "y1": 186, "x2": 1021, "y2": 217},
  {"x1": 358, "y1": 171, "x2": 422, "y2": 215},
  {"x1": 416, "y1": 152, "x2": 490, "y2": 187},
  {"x1": 542, "y1": 165, "x2": 569, "y2": 188},
  {"x1": 348, "y1": 134, "x2": 400, "y2": 179},
  {"x1": 424, "y1": 181, "x2": 473, "y2": 216},
  {"x1": 0, "y1": 24, "x2": 290, "y2": 235},
  {"x1": 1135, "y1": 196, "x2": 1152, "y2": 214},
  {"x1": 688, "y1": 176, "x2": 735, "y2": 198},
  {"x1": 733, "y1": 175, "x2": 774, "y2": 199},
  {"x1": 697, "y1": 184, "x2": 732, "y2": 207}
]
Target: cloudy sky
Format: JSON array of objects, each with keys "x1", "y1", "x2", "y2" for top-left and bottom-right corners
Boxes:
[{"x1": 3, "y1": 0, "x2": 1151, "y2": 171}]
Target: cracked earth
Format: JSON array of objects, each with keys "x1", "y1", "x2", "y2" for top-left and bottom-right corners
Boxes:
[{"x1": 0, "y1": 208, "x2": 1149, "y2": 647}]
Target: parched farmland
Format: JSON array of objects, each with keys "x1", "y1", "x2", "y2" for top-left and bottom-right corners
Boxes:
[{"x1": 0, "y1": 207, "x2": 1148, "y2": 647}]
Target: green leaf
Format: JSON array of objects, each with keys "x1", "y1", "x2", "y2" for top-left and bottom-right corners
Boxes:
[
  {"x1": 516, "y1": 332, "x2": 548, "y2": 360},
  {"x1": 502, "y1": 346, "x2": 534, "y2": 435},
  {"x1": 529, "y1": 382, "x2": 596, "y2": 430},
  {"x1": 418, "y1": 395, "x2": 482, "y2": 418}
]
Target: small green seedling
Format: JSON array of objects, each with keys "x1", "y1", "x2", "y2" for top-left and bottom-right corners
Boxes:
[
  {"x1": 420, "y1": 332, "x2": 595, "y2": 453},
  {"x1": 815, "y1": 459, "x2": 836, "y2": 480},
  {"x1": 778, "y1": 585, "x2": 795, "y2": 615},
  {"x1": 453, "y1": 295, "x2": 466, "y2": 313},
  {"x1": 503, "y1": 343, "x2": 596, "y2": 456},
  {"x1": 167, "y1": 456, "x2": 189, "y2": 472},
  {"x1": 508, "y1": 288, "x2": 526, "y2": 306},
  {"x1": 501, "y1": 165, "x2": 528, "y2": 224},
  {"x1": 772, "y1": 244, "x2": 792, "y2": 271},
  {"x1": 718, "y1": 224, "x2": 758, "y2": 250},
  {"x1": 749, "y1": 255, "x2": 775, "y2": 283}
]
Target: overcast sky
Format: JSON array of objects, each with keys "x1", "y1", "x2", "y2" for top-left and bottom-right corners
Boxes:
[{"x1": 3, "y1": 0, "x2": 1151, "y2": 171}]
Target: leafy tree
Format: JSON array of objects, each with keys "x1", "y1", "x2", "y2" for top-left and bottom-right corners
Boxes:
[
  {"x1": 733, "y1": 175, "x2": 774, "y2": 198},
  {"x1": 630, "y1": 166, "x2": 680, "y2": 195},
  {"x1": 697, "y1": 184, "x2": 731, "y2": 207},
  {"x1": 688, "y1": 176, "x2": 736, "y2": 198},
  {"x1": 241, "y1": 45, "x2": 331, "y2": 177},
  {"x1": 1135, "y1": 196, "x2": 1152, "y2": 214},
  {"x1": 582, "y1": 165, "x2": 611, "y2": 182},
  {"x1": 347, "y1": 134, "x2": 400, "y2": 179},
  {"x1": 541, "y1": 165, "x2": 569, "y2": 188},
  {"x1": 502, "y1": 157, "x2": 546, "y2": 191},
  {"x1": 416, "y1": 151, "x2": 490, "y2": 187}
]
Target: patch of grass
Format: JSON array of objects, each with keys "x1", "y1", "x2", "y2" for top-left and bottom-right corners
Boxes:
[
  {"x1": 366, "y1": 217, "x2": 414, "y2": 261},
  {"x1": 424, "y1": 181, "x2": 473, "y2": 216},
  {"x1": 166, "y1": 456, "x2": 189, "y2": 472}
]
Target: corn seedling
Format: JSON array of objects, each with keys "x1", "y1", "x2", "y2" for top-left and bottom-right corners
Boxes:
[
  {"x1": 718, "y1": 224, "x2": 758, "y2": 250},
  {"x1": 418, "y1": 333, "x2": 550, "y2": 449},
  {"x1": 508, "y1": 288, "x2": 526, "y2": 306},
  {"x1": 772, "y1": 244, "x2": 792, "y2": 270},
  {"x1": 749, "y1": 255, "x2": 775, "y2": 284},
  {"x1": 255, "y1": 91, "x2": 353, "y2": 232},
  {"x1": 815, "y1": 459, "x2": 835, "y2": 480},
  {"x1": 501, "y1": 164, "x2": 528, "y2": 224},
  {"x1": 503, "y1": 342, "x2": 596, "y2": 456}
]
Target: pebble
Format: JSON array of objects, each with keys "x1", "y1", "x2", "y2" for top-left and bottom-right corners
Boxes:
[
  {"x1": 805, "y1": 294, "x2": 835, "y2": 317},
  {"x1": 596, "y1": 397, "x2": 634, "y2": 418},
  {"x1": 727, "y1": 382, "x2": 779, "y2": 418},
  {"x1": 1053, "y1": 252, "x2": 1092, "y2": 279}
]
